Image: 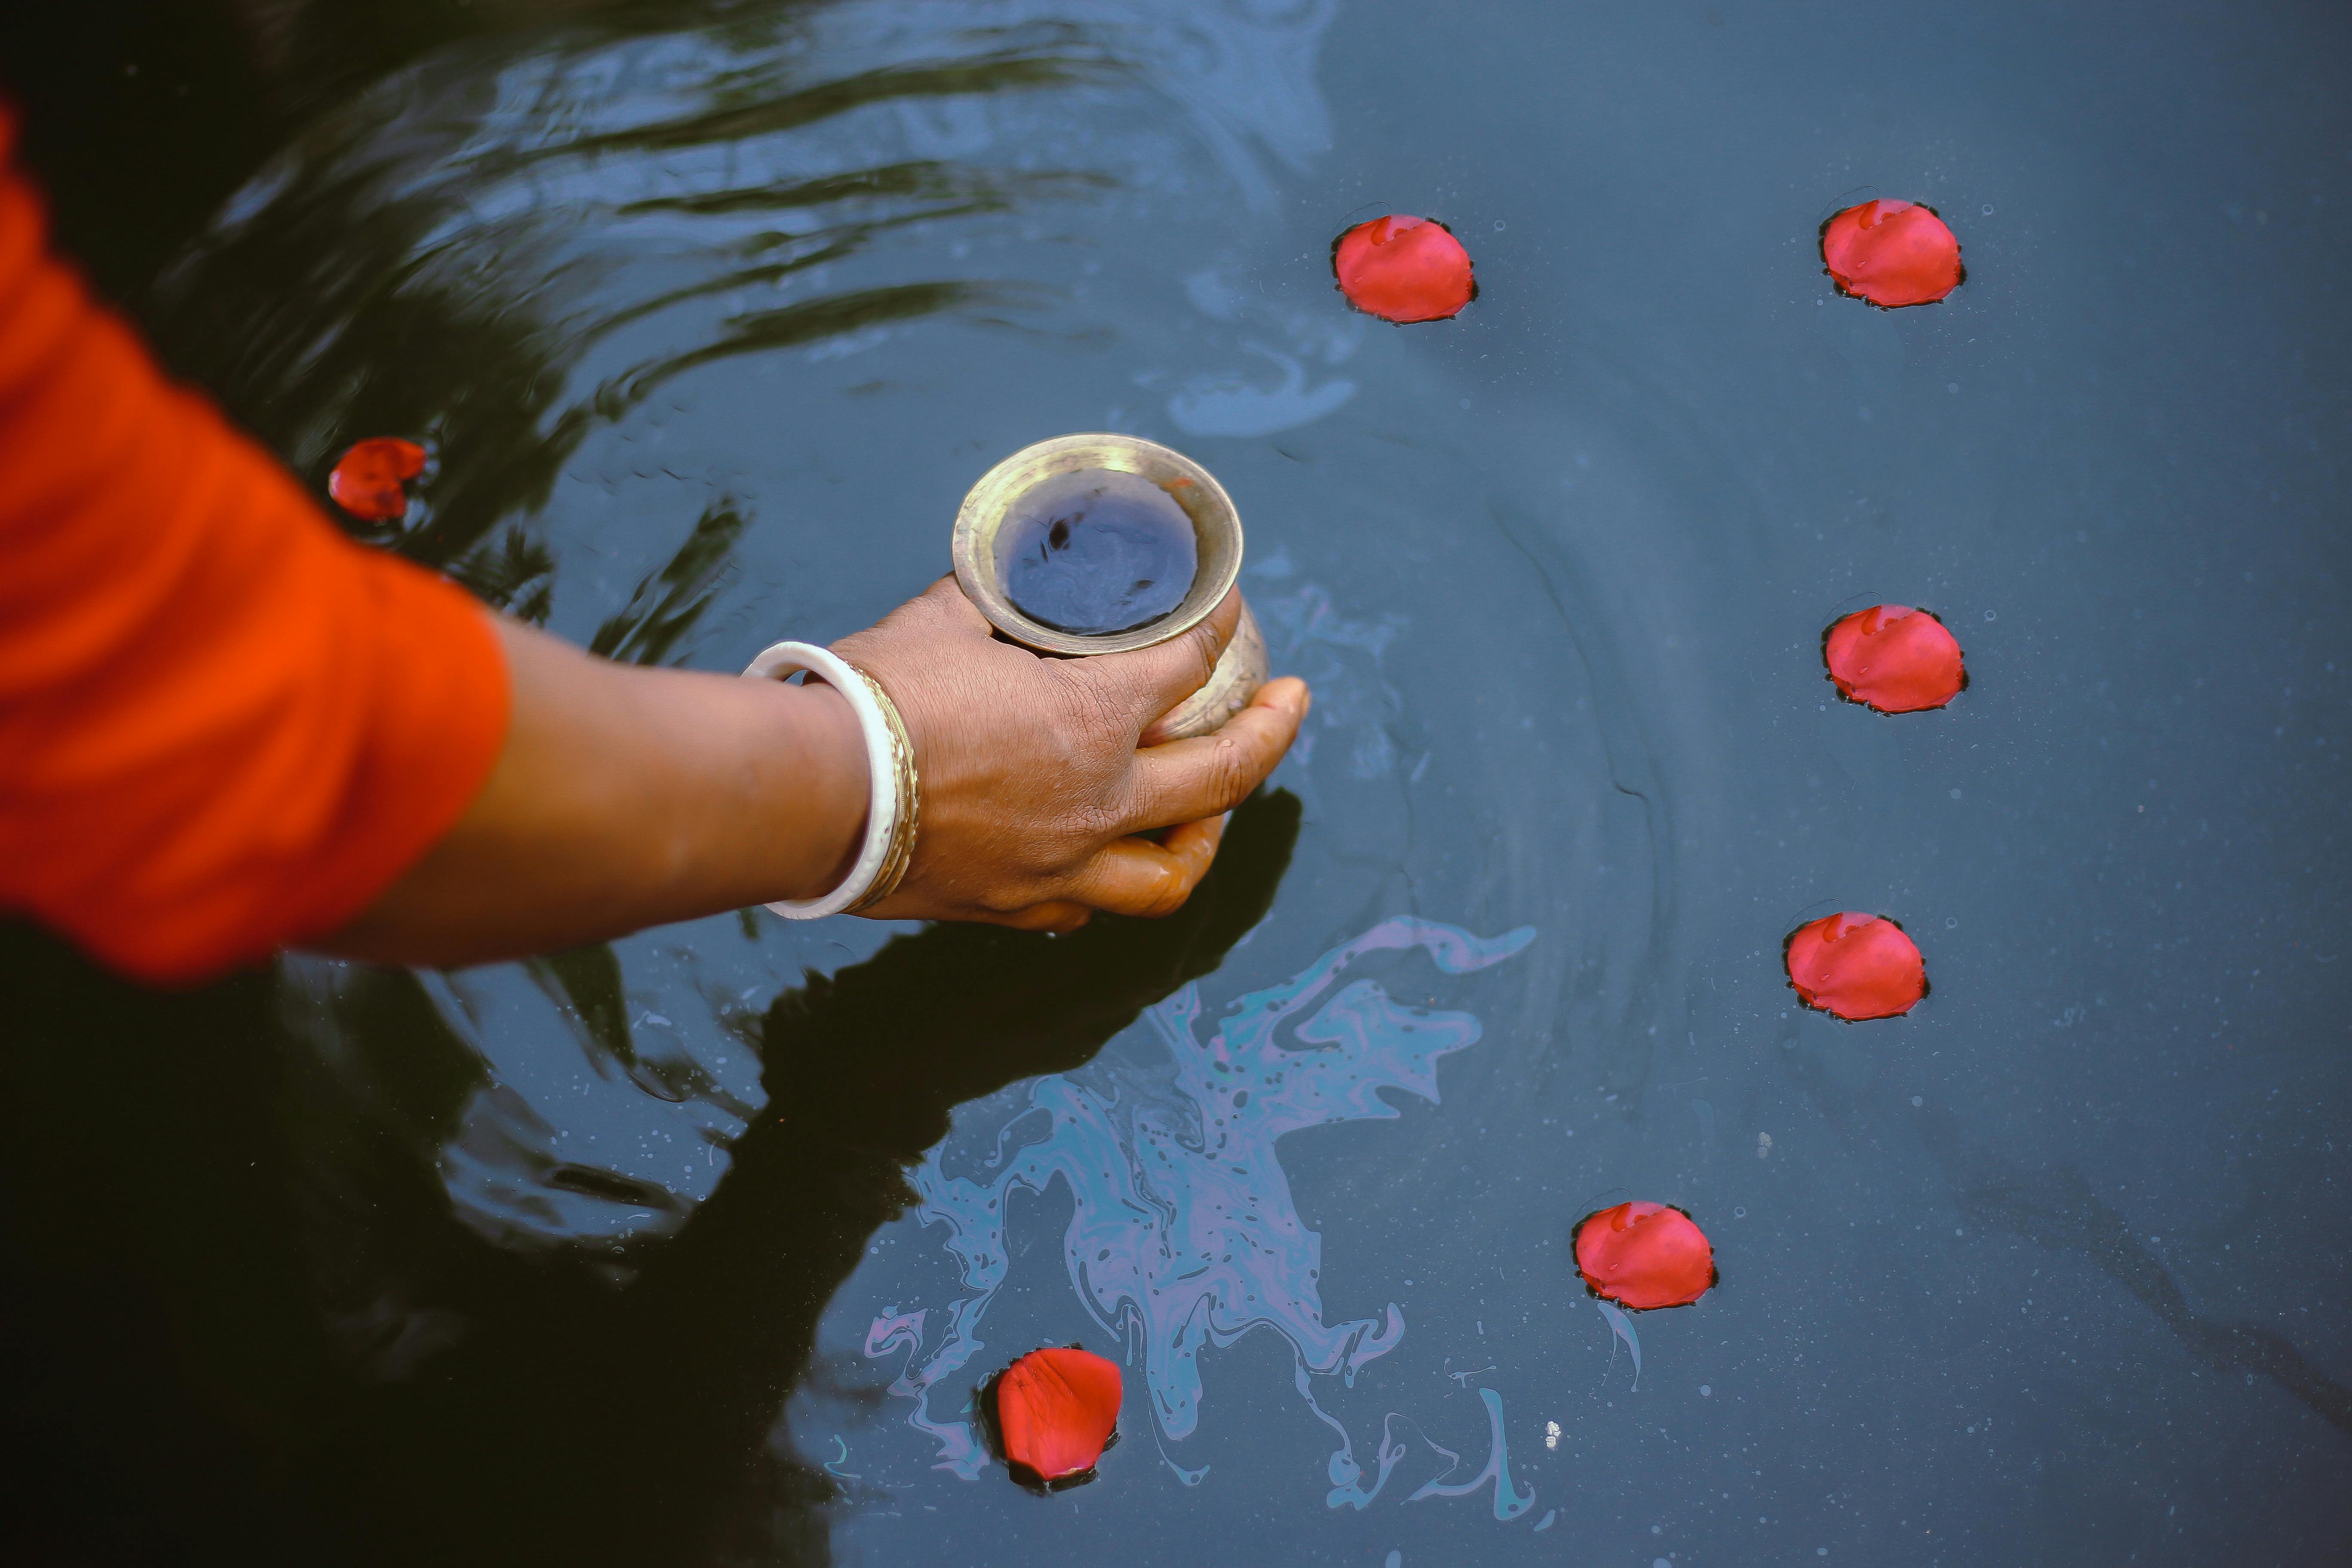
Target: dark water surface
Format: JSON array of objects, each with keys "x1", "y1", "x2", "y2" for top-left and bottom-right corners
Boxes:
[{"x1": 3, "y1": 0, "x2": 2349, "y2": 1564}]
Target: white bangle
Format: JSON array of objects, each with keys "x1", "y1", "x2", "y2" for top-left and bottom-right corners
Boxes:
[{"x1": 742, "y1": 640, "x2": 920, "y2": 919}]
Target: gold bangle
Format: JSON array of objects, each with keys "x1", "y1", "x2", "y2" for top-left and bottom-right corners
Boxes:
[
  {"x1": 741, "y1": 640, "x2": 921, "y2": 919},
  {"x1": 841, "y1": 664, "x2": 920, "y2": 914}
]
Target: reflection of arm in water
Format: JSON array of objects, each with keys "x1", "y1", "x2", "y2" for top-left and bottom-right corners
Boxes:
[
  {"x1": 0, "y1": 792, "x2": 1300, "y2": 1565},
  {"x1": 0, "y1": 122, "x2": 1306, "y2": 983},
  {"x1": 319, "y1": 792, "x2": 1304, "y2": 1564}
]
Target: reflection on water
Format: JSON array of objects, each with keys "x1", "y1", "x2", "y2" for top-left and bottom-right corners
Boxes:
[
  {"x1": 134, "y1": 0, "x2": 1355, "y2": 1265},
  {"x1": 876, "y1": 917, "x2": 1532, "y2": 1475},
  {"x1": 1166, "y1": 341, "x2": 1358, "y2": 436},
  {"x1": 2, "y1": 2, "x2": 1727, "y2": 1556},
  {"x1": 147, "y1": 0, "x2": 1342, "y2": 605},
  {"x1": 9, "y1": 0, "x2": 2349, "y2": 1562},
  {"x1": 1595, "y1": 1298, "x2": 1642, "y2": 1388},
  {"x1": 1400, "y1": 1387, "x2": 1536, "y2": 1519},
  {"x1": 0, "y1": 786, "x2": 1299, "y2": 1565}
]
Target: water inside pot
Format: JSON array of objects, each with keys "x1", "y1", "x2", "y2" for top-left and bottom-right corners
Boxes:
[{"x1": 995, "y1": 468, "x2": 1197, "y2": 636}]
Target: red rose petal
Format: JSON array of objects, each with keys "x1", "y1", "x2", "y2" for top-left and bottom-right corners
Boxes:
[
  {"x1": 1819, "y1": 199, "x2": 1963, "y2": 308},
  {"x1": 1824, "y1": 603, "x2": 1965, "y2": 713},
  {"x1": 995, "y1": 1346, "x2": 1121, "y2": 1485},
  {"x1": 1332, "y1": 214, "x2": 1475, "y2": 323},
  {"x1": 328, "y1": 437, "x2": 429, "y2": 521},
  {"x1": 1572, "y1": 1201, "x2": 1717, "y2": 1311},
  {"x1": 1784, "y1": 912, "x2": 1926, "y2": 1021}
]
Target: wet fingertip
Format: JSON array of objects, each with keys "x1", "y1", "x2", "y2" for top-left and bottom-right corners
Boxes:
[
  {"x1": 1156, "y1": 860, "x2": 1200, "y2": 916},
  {"x1": 1257, "y1": 676, "x2": 1309, "y2": 717}
]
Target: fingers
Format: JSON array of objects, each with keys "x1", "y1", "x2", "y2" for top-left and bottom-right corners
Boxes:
[
  {"x1": 1077, "y1": 587, "x2": 1244, "y2": 727},
  {"x1": 1059, "y1": 812, "x2": 1229, "y2": 919},
  {"x1": 1157, "y1": 812, "x2": 1228, "y2": 873},
  {"x1": 1122, "y1": 677, "x2": 1308, "y2": 830}
]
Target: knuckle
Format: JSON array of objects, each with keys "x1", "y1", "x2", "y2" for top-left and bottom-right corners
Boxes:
[
  {"x1": 1132, "y1": 781, "x2": 1179, "y2": 833},
  {"x1": 977, "y1": 882, "x2": 1047, "y2": 916},
  {"x1": 1181, "y1": 624, "x2": 1224, "y2": 688},
  {"x1": 1071, "y1": 796, "x2": 1130, "y2": 845},
  {"x1": 1143, "y1": 865, "x2": 1195, "y2": 918},
  {"x1": 1091, "y1": 804, "x2": 1148, "y2": 851},
  {"x1": 1206, "y1": 735, "x2": 1256, "y2": 807}
]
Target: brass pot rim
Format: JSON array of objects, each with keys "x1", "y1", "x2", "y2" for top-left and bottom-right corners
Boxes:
[{"x1": 950, "y1": 432, "x2": 1243, "y2": 656}]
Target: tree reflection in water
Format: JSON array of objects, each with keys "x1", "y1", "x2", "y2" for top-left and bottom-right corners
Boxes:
[
  {"x1": 0, "y1": 2, "x2": 1343, "y2": 1560},
  {"x1": 136, "y1": 0, "x2": 1332, "y2": 606}
]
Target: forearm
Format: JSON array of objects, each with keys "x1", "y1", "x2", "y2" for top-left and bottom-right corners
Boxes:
[
  {"x1": 320, "y1": 576, "x2": 1304, "y2": 967},
  {"x1": 321, "y1": 613, "x2": 868, "y2": 967}
]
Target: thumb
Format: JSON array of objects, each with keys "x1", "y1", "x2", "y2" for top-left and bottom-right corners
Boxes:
[{"x1": 1076, "y1": 587, "x2": 1242, "y2": 729}]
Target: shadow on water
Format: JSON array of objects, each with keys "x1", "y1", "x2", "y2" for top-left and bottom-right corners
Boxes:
[
  {"x1": 0, "y1": 792, "x2": 1300, "y2": 1566},
  {"x1": 1955, "y1": 1163, "x2": 2352, "y2": 1438},
  {"x1": 1890, "y1": 1101, "x2": 2352, "y2": 1439}
]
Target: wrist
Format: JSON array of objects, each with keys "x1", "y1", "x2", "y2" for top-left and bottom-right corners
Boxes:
[
  {"x1": 754, "y1": 675, "x2": 870, "y2": 902},
  {"x1": 740, "y1": 641, "x2": 918, "y2": 916}
]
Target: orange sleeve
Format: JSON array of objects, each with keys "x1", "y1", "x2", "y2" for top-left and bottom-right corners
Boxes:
[{"x1": 0, "y1": 115, "x2": 511, "y2": 986}]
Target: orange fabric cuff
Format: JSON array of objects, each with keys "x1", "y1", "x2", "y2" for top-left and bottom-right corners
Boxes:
[{"x1": 0, "y1": 114, "x2": 511, "y2": 984}]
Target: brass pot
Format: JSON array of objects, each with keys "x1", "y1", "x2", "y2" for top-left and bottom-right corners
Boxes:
[{"x1": 950, "y1": 432, "x2": 1268, "y2": 744}]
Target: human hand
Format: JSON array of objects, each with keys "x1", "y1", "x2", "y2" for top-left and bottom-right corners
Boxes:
[{"x1": 830, "y1": 577, "x2": 1308, "y2": 932}]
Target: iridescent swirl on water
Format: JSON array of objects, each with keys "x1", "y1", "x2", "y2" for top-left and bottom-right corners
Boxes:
[{"x1": 866, "y1": 917, "x2": 1535, "y2": 1482}]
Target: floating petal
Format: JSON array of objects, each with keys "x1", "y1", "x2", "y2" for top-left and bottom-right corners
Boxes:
[
  {"x1": 1332, "y1": 215, "x2": 1474, "y2": 323},
  {"x1": 1573, "y1": 1200, "x2": 1717, "y2": 1310},
  {"x1": 1784, "y1": 912, "x2": 1926, "y2": 1021},
  {"x1": 992, "y1": 1345, "x2": 1121, "y2": 1486},
  {"x1": 1820, "y1": 199, "x2": 1963, "y2": 307},
  {"x1": 328, "y1": 437, "x2": 428, "y2": 521},
  {"x1": 1823, "y1": 603, "x2": 1966, "y2": 713}
]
